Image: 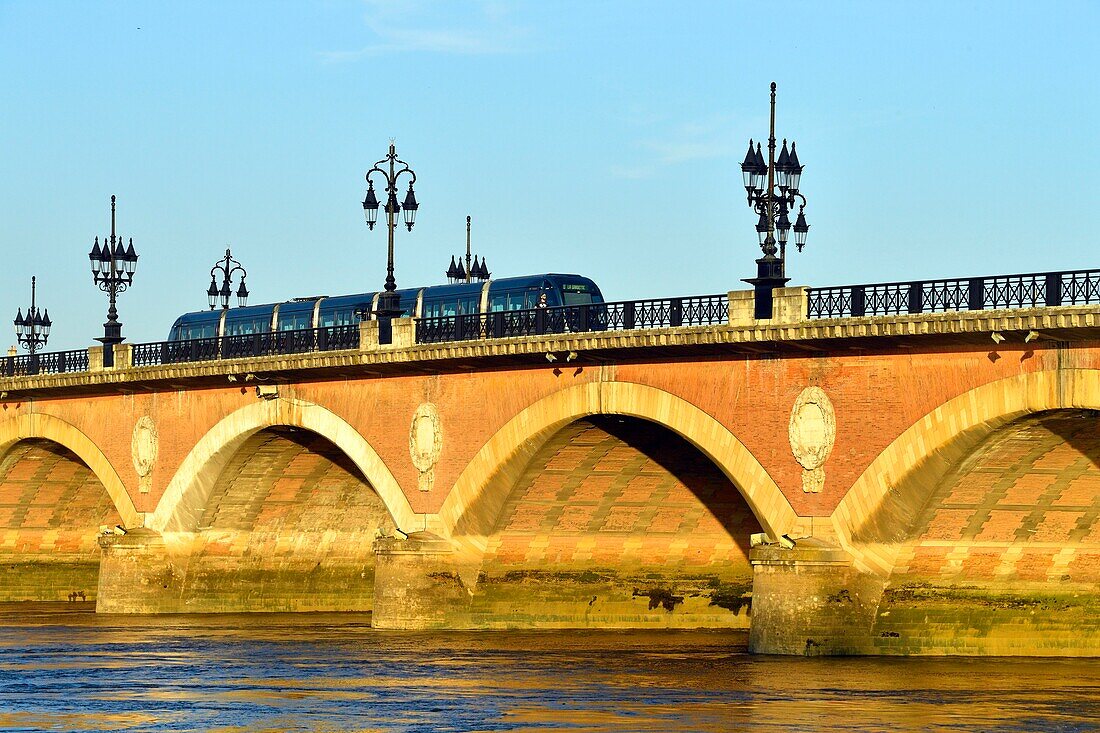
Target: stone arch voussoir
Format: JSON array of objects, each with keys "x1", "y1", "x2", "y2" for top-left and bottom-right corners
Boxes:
[
  {"x1": 832, "y1": 369, "x2": 1100, "y2": 575},
  {"x1": 148, "y1": 397, "x2": 415, "y2": 533},
  {"x1": 438, "y1": 380, "x2": 797, "y2": 545},
  {"x1": 0, "y1": 412, "x2": 141, "y2": 528}
]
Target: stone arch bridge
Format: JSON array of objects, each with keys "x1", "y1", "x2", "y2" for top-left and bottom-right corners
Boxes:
[{"x1": 2, "y1": 285, "x2": 1100, "y2": 656}]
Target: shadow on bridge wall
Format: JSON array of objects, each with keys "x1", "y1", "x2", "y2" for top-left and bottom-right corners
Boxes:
[
  {"x1": 0, "y1": 413, "x2": 139, "y2": 528},
  {"x1": 456, "y1": 416, "x2": 762, "y2": 628},
  {"x1": 373, "y1": 381, "x2": 794, "y2": 630},
  {"x1": 88, "y1": 398, "x2": 419, "y2": 614},
  {"x1": 0, "y1": 439, "x2": 121, "y2": 605},
  {"x1": 148, "y1": 397, "x2": 416, "y2": 534},
  {"x1": 827, "y1": 369, "x2": 1100, "y2": 655},
  {"x1": 0, "y1": 414, "x2": 139, "y2": 607},
  {"x1": 145, "y1": 427, "x2": 394, "y2": 613},
  {"x1": 438, "y1": 381, "x2": 797, "y2": 541}
]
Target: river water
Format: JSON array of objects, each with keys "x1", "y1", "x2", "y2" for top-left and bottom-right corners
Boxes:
[{"x1": 0, "y1": 607, "x2": 1097, "y2": 732}]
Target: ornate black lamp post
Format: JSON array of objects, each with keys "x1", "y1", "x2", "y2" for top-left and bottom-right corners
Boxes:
[
  {"x1": 13, "y1": 276, "x2": 51, "y2": 355},
  {"x1": 88, "y1": 195, "x2": 138, "y2": 362},
  {"x1": 207, "y1": 248, "x2": 249, "y2": 310},
  {"x1": 362, "y1": 142, "x2": 419, "y2": 318},
  {"x1": 446, "y1": 216, "x2": 491, "y2": 283},
  {"x1": 741, "y1": 82, "x2": 810, "y2": 318}
]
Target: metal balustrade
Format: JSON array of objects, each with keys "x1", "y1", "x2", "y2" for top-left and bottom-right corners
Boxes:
[
  {"x1": 807, "y1": 269, "x2": 1100, "y2": 319},
  {"x1": 415, "y1": 294, "x2": 729, "y2": 345},
  {"x1": 131, "y1": 337, "x2": 220, "y2": 367},
  {"x1": 131, "y1": 325, "x2": 360, "y2": 368},
  {"x1": 1, "y1": 349, "x2": 89, "y2": 377},
  {"x1": 5, "y1": 325, "x2": 359, "y2": 377}
]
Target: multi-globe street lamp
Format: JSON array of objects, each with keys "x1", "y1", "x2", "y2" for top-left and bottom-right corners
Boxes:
[
  {"x1": 207, "y1": 248, "x2": 249, "y2": 310},
  {"x1": 741, "y1": 82, "x2": 810, "y2": 318},
  {"x1": 13, "y1": 276, "x2": 51, "y2": 355},
  {"x1": 362, "y1": 142, "x2": 419, "y2": 318},
  {"x1": 446, "y1": 216, "x2": 491, "y2": 283},
  {"x1": 87, "y1": 195, "x2": 138, "y2": 360}
]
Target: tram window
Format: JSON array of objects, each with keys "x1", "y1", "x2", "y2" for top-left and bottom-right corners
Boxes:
[
  {"x1": 321, "y1": 309, "x2": 356, "y2": 327},
  {"x1": 424, "y1": 296, "x2": 479, "y2": 318},
  {"x1": 525, "y1": 289, "x2": 559, "y2": 308},
  {"x1": 490, "y1": 290, "x2": 529, "y2": 312},
  {"x1": 226, "y1": 318, "x2": 267, "y2": 336},
  {"x1": 179, "y1": 323, "x2": 215, "y2": 340},
  {"x1": 278, "y1": 312, "x2": 312, "y2": 331}
]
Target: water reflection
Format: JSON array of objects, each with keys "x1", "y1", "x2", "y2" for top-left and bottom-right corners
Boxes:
[{"x1": 0, "y1": 607, "x2": 1097, "y2": 732}]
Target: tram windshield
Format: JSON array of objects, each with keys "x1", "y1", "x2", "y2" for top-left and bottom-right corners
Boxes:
[{"x1": 561, "y1": 283, "x2": 602, "y2": 306}]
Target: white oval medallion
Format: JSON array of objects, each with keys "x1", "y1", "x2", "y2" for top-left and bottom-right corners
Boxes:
[
  {"x1": 788, "y1": 387, "x2": 836, "y2": 492},
  {"x1": 409, "y1": 403, "x2": 443, "y2": 491},
  {"x1": 131, "y1": 415, "x2": 159, "y2": 493}
]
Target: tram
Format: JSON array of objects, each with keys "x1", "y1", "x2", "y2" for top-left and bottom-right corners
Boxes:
[{"x1": 167, "y1": 273, "x2": 604, "y2": 341}]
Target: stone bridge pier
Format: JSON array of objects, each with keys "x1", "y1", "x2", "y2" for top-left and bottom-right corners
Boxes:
[{"x1": 2, "y1": 295, "x2": 1100, "y2": 655}]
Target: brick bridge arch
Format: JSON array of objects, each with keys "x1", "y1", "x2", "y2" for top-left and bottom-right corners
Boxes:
[
  {"x1": 148, "y1": 397, "x2": 416, "y2": 533},
  {"x1": 438, "y1": 380, "x2": 798, "y2": 543},
  {"x1": 0, "y1": 412, "x2": 140, "y2": 528},
  {"x1": 834, "y1": 369, "x2": 1100, "y2": 575}
]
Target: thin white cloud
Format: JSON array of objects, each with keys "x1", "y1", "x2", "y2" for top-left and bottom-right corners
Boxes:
[
  {"x1": 319, "y1": 0, "x2": 530, "y2": 61},
  {"x1": 608, "y1": 164, "x2": 655, "y2": 180},
  {"x1": 648, "y1": 139, "x2": 736, "y2": 165},
  {"x1": 610, "y1": 114, "x2": 746, "y2": 179}
]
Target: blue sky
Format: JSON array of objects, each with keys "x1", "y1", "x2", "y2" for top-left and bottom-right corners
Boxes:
[{"x1": 2, "y1": 1, "x2": 1098, "y2": 350}]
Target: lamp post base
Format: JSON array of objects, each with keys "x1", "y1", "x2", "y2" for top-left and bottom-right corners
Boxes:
[
  {"x1": 743, "y1": 255, "x2": 790, "y2": 320},
  {"x1": 96, "y1": 321, "x2": 124, "y2": 367},
  {"x1": 373, "y1": 292, "x2": 404, "y2": 346},
  {"x1": 373, "y1": 297, "x2": 405, "y2": 320}
]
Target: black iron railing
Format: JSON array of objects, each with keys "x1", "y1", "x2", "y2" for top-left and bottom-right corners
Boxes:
[
  {"x1": 3, "y1": 325, "x2": 360, "y2": 377},
  {"x1": 416, "y1": 294, "x2": 729, "y2": 345},
  {"x1": 2, "y1": 349, "x2": 89, "y2": 378},
  {"x1": 807, "y1": 269, "x2": 1100, "y2": 319},
  {"x1": 131, "y1": 325, "x2": 360, "y2": 368},
  {"x1": 132, "y1": 337, "x2": 220, "y2": 367}
]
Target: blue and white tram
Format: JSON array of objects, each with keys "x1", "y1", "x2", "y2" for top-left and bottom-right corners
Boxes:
[{"x1": 166, "y1": 273, "x2": 604, "y2": 341}]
